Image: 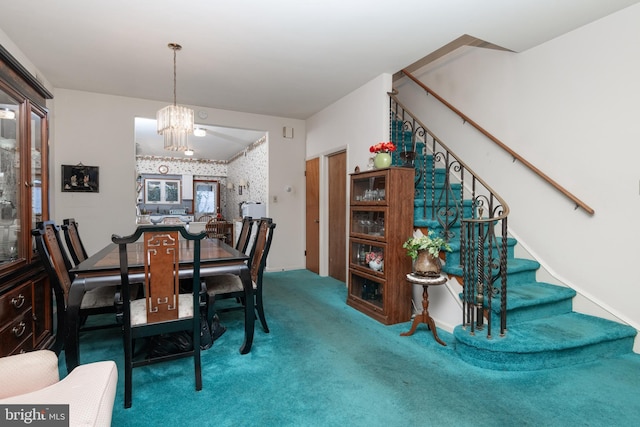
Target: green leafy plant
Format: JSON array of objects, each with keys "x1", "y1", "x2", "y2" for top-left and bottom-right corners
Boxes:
[{"x1": 402, "y1": 230, "x2": 452, "y2": 259}]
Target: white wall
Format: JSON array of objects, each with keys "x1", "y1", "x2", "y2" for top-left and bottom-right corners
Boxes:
[
  {"x1": 306, "y1": 74, "x2": 392, "y2": 276},
  {"x1": 395, "y1": 4, "x2": 640, "y2": 334},
  {"x1": 51, "y1": 89, "x2": 306, "y2": 271}
]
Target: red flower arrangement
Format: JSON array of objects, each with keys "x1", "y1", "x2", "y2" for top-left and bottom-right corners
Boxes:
[{"x1": 369, "y1": 142, "x2": 396, "y2": 154}]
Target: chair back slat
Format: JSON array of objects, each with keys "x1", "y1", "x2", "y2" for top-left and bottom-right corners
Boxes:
[
  {"x1": 235, "y1": 216, "x2": 253, "y2": 253},
  {"x1": 143, "y1": 231, "x2": 180, "y2": 323},
  {"x1": 248, "y1": 219, "x2": 276, "y2": 283},
  {"x1": 36, "y1": 222, "x2": 74, "y2": 303},
  {"x1": 62, "y1": 218, "x2": 88, "y2": 265}
]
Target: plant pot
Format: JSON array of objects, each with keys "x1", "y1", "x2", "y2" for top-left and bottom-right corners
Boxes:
[
  {"x1": 413, "y1": 250, "x2": 442, "y2": 277},
  {"x1": 373, "y1": 152, "x2": 392, "y2": 169}
]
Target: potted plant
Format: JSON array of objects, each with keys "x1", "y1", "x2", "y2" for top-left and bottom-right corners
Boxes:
[{"x1": 402, "y1": 230, "x2": 451, "y2": 276}]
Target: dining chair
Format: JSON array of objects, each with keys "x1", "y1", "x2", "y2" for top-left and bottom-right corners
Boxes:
[
  {"x1": 112, "y1": 225, "x2": 206, "y2": 408},
  {"x1": 235, "y1": 216, "x2": 253, "y2": 254},
  {"x1": 196, "y1": 214, "x2": 215, "y2": 223},
  {"x1": 61, "y1": 218, "x2": 89, "y2": 265},
  {"x1": 32, "y1": 222, "x2": 119, "y2": 353},
  {"x1": 205, "y1": 218, "x2": 233, "y2": 244},
  {"x1": 205, "y1": 218, "x2": 276, "y2": 333}
]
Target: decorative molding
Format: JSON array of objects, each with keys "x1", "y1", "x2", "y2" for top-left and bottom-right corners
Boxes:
[
  {"x1": 228, "y1": 135, "x2": 267, "y2": 163},
  {"x1": 136, "y1": 155, "x2": 227, "y2": 165},
  {"x1": 0, "y1": 43, "x2": 53, "y2": 101}
]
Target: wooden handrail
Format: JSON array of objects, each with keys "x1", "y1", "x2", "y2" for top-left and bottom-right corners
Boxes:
[{"x1": 401, "y1": 69, "x2": 595, "y2": 216}]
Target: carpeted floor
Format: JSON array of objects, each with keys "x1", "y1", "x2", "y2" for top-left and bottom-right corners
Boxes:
[{"x1": 64, "y1": 269, "x2": 640, "y2": 426}]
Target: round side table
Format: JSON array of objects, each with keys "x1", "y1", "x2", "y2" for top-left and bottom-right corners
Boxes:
[{"x1": 400, "y1": 273, "x2": 447, "y2": 346}]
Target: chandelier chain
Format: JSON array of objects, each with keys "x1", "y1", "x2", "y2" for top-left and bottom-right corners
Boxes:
[{"x1": 170, "y1": 43, "x2": 181, "y2": 106}]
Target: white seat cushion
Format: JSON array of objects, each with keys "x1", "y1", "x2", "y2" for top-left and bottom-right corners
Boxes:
[
  {"x1": 205, "y1": 274, "x2": 256, "y2": 295},
  {"x1": 81, "y1": 285, "x2": 118, "y2": 309},
  {"x1": 130, "y1": 293, "x2": 194, "y2": 326}
]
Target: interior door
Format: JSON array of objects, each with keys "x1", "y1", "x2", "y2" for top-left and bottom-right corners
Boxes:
[
  {"x1": 193, "y1": 180, "x2": 220, "y2": 219},
  {"x1": 305, "y1": 158, "x2": 320, "y2": 274},
  {"x1": 328, "y1": 151, "x2": 346, "y2": 282}
]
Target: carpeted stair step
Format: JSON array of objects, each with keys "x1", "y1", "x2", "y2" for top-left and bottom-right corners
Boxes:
[
  {"x1": 444, "y1": 258, "x2": 540, "y2": 286},
  {"x1": 453, "y1": 312, "x2": 637, "y2": 370},
  {"x1": 443, "y1": 236, "x2": 518, "y2": 266},
  {"x1": 414, "y1": 183, "x2": 462, "y2": 201},
  {"x1": 487, "y1": 281, "x2": 577, "y2": 326}
]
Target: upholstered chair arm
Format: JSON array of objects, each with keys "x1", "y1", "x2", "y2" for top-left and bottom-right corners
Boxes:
[
  {"x1": 0, "y1": 350, "x2": 118, "y2": 427},
  {"x1": 0, "y1": 350, "x2": 59, "y2": 398}
]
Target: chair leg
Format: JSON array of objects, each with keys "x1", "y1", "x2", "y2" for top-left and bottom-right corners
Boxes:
[
  {"x1": 206, "y1": 292, "x2": 216, "y2": 329},
  {"x1": 255, "y1": 291, "x2": 269, "y2": 333},
  {"x1": 194, "y1": 333, "x2": 202, "y2": 391},
  {"x1": 124, "y1": 332, "x2": 133, "y2": 408}
]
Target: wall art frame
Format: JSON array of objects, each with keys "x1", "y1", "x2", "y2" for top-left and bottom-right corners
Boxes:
[{"x1": 61, "y1": 163, "x2": 99, "y2": 193}]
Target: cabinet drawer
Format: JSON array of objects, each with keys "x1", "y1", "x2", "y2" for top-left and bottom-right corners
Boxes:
[
  {"x1": 0, "y1": 309, "x2": 34, "y2": 355},
  {"x1": 0, "y1": 282, "x2": 33, "y2": 324}
]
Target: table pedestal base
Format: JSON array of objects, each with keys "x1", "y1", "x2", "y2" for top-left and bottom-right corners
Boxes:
[{"x1": 400, "y1": 273, "x2": 447, "y2": 346}]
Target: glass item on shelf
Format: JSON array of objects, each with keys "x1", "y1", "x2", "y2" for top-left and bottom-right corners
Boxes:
[{"x1": 369, "y1": 259, "x2": 383, "y2": 271}]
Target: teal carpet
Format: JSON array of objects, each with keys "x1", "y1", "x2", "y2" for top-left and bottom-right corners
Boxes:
[{"x1": 62, "y1": 270, "x2": 640, "y2": 426}]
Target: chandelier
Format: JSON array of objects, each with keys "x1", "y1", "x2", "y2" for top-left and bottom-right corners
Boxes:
[{"x1": 157, "y1": 43, "x2": 194, "y2": 151}]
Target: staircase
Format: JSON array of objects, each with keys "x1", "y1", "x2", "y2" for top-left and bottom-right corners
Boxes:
[{"x1": 390, "y1": 111, "x2": 637, "y2": 371}]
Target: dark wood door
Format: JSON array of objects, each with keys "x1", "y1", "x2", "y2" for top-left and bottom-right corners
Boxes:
[
  {"x1": 328, "y1": 151, "x2": 346, "y2": 282},
  {"x1": 305, "y1": 158, "x2": 320, "y2": 274}
]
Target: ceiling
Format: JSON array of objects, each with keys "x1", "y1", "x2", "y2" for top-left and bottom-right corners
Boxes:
[
  {"x1": 134, "y1": 118, "x2": 265, "y2": 161},
  {"x1": 1, "y1": 0, "x2": 638, "y2": 159}
]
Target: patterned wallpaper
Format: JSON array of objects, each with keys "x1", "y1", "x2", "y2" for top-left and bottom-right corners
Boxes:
[
  {"x1": 135, "y1": 136, "x2": 268, "y2": 220},
  {"x1": 226, "y1": 138, "x2": 268, "y2": 219}
]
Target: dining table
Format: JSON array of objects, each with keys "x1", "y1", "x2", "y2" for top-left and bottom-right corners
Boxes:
[{"x1": 64, "y1": 236, "x2": 253, "y2": 373}]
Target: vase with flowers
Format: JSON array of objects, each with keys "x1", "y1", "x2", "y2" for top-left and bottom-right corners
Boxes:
[
  {"x1": 403, "y1": 230, "x2": 451, "y2": 277},
  {"x1": 369, "y1": 142, "x2": 396, "y2": 169}
]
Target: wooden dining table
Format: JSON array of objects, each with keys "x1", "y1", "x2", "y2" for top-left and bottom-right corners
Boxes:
[{"x1": 64, "y1": 236, "x2": 253, "y2": 373}]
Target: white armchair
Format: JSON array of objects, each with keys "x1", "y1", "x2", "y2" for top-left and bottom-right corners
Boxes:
[{"x1": 0, "y1": 350, "x2": 117, "y2": 427}]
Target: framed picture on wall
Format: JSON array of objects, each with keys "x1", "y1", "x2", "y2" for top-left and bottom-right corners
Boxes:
[
  {"x1": 61, "y1": 164, "x2": 99, "y2": 193},
  {"x1": 144, "y1": 178, "x2": 181, "y2": 204}
]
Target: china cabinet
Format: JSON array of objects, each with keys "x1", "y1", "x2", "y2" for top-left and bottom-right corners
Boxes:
[
  {"x1": 347, "y1": 167, "x2": 414, "y2": 324},
  {"x1": 0, "y1": 45, "x2": 54, "y2": 356}
]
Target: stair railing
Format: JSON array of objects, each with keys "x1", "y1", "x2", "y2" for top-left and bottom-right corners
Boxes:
[
  {"x1": 400, "y1": 69, "x2": 594, "y2": 216},
  {"x1": 389, "y1": 92, "x2": 509, "y2": 338}
]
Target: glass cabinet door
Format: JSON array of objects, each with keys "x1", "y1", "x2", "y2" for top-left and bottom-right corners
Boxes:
[
  {"x1": 0, "y1": 88, "x2": 20, "y2": 264},
  {"x1": 349, "y1": 272, "x2": 384, "y2": 309},
  {"x1": 350, "y1": 208, "x2": 385, "y2": 240},
  {"x1": 30, "y1": 109, "x2": 46, "y2": 236},
  {"x1": 350, "y1": 239, "x2": 385, "y2": 274},
  {"x1": 0, "y1": 87, "x2": 48, "y2": 267},
  {"x1": 351, "y1": 173, "x2": 386, "y2": 204}
]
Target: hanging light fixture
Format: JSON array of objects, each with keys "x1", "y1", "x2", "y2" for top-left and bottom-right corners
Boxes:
[{"x1": 157, "y1": 43, "x2": 194, "y2": 151}]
